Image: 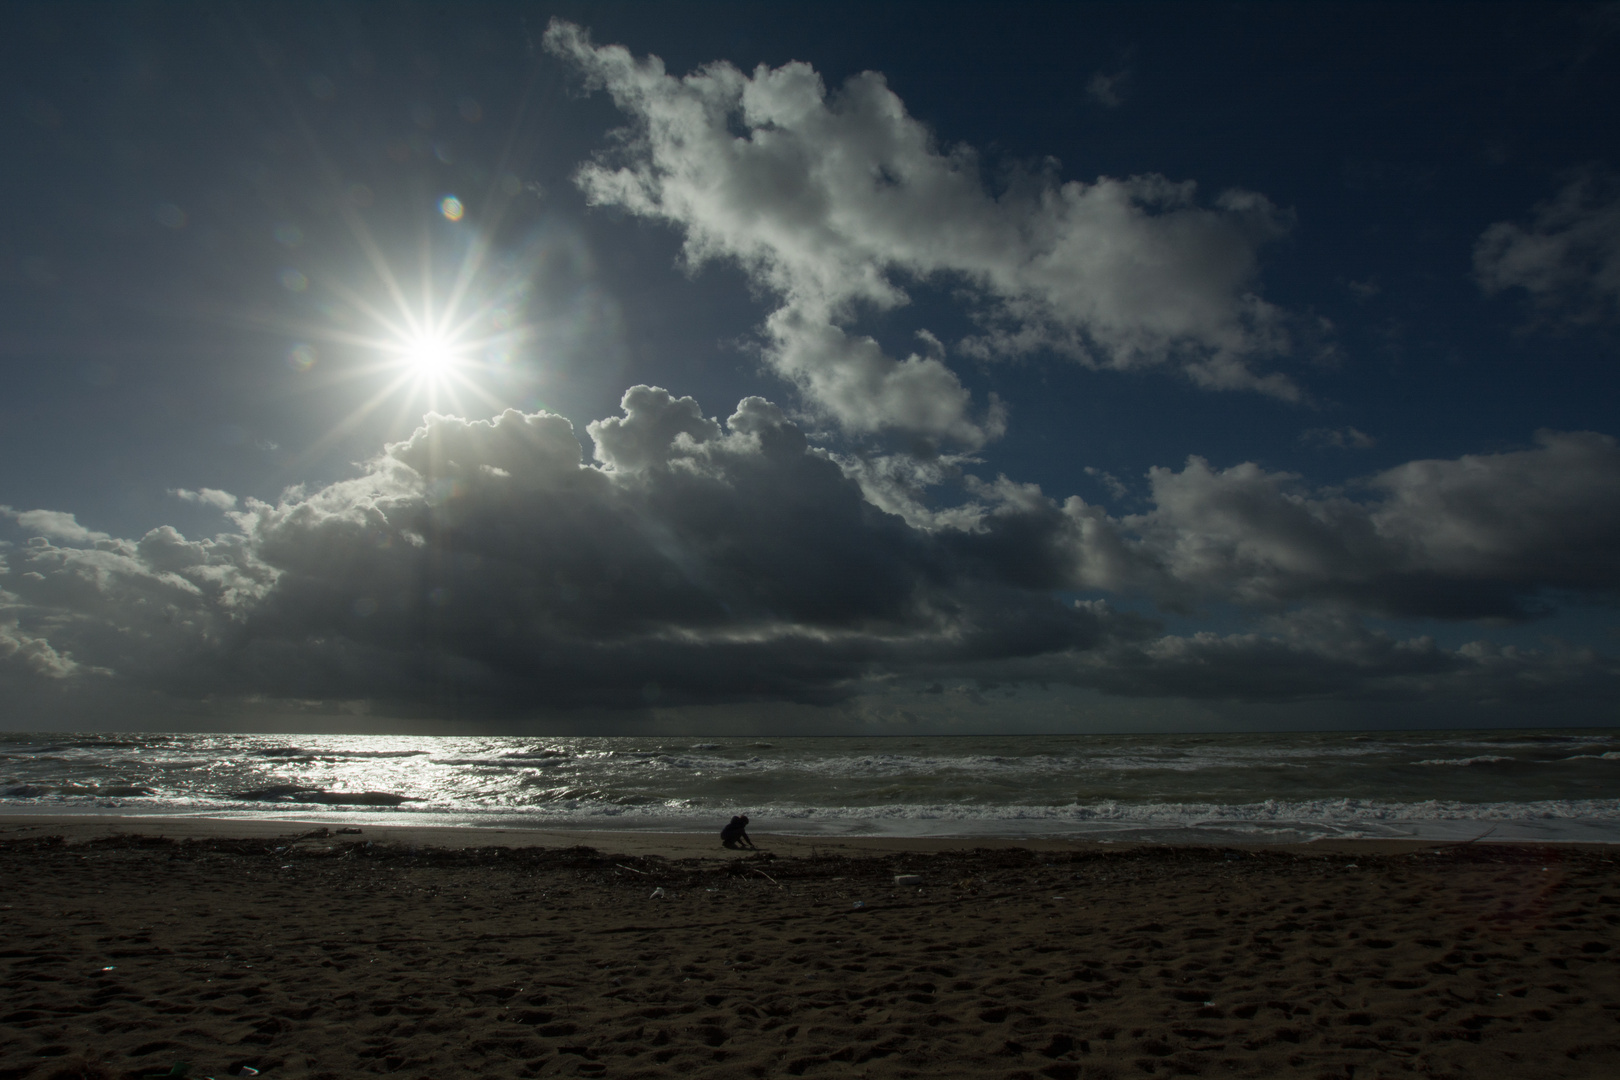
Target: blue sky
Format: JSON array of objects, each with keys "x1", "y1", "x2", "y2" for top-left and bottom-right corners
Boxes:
[{"x1": 2, "y1": 3, "x2": 1617, "y2": 733}]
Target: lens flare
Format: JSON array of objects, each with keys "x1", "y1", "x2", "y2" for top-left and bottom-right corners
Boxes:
[
  {"x1": 439, "y1": 195, "x2": 464, "y2": 222},
  {"x1": 287, "y1": 343, "x2": 317, "y2": 372}
]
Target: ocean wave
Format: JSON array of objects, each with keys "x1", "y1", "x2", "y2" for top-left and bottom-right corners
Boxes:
[
  {"x1": 772, "y1": 746, "x2": 1384, "y2": 779},
  {"x1": 3, "y1": 731, "x2": 1616, "y2": 834},
  {"x1": 312, "y1": 750, "x2": 430, "y2": 759},
  {"x1": 228, "y1": 786, "x2": 414, "y2": 806},
  {"x1": 1431, "y1": 737, "x2": 1615, "y2": 753},
  {"x1": 196, "y1": 794, "x2": 1618, "y2": 827},
  {"x1": 59, "y1": 784, "x2": 155, "y2": 797},
  {"x1": 743, "y1": 796, "x2": 1620, "y2": 826},
  {"x1": 428, "y1": 756, "x2": 569, "y2": 768},
  {"x1": 1, "y1": 784, "x2": 154, "y2": 798},
  {"x1": 8, "y1": 785, "x2": 1618, "y2": 840}
]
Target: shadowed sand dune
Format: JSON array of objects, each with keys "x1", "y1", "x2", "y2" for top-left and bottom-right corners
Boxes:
[{"x1": 2, "y1": 832, "x2": 1618, "y2": 1079}]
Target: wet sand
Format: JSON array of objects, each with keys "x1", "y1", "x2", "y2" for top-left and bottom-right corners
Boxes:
[{"x1": 2, "y1": 819, "x2": 1618, "y2": 1079}]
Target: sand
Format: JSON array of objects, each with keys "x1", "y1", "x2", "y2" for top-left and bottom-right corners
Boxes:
[{"x1": 2, "y1": 819, "x2": 1618, "y2": 1080}]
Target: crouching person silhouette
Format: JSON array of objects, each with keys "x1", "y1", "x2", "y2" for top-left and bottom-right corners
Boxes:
[{"x1": 720, "y1": 814, "x2": 757, "y2": 850}]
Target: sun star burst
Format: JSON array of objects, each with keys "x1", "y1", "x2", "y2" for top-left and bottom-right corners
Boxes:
[{"x1": 402, "y1": 332, "x2": 459, "y2": 381}]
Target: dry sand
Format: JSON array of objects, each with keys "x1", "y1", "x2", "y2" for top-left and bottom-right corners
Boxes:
[{"x1": 2, "y1": 819, "x2": 1618, "y2": 1079}]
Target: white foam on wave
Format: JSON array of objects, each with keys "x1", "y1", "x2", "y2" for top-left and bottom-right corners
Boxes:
[
  {"x1": 10, "y1": 789, "x2": 1619, "y2": 842},
  {"x1": 6, "y1": 731, "x2": 1619, "y2": 842},
  {"x1": 758, "y1": 742, "x2": 1401, "y2": 780},
  {"x1": 428, "y1": 756, "x2": 571, "y2": 767},
  {"x1": 313, "y1": 750, "x2": 431, "y2": 759}
]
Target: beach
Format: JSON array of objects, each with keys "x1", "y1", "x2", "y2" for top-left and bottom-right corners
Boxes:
[{"x1": 3, "y1": 818, "x2": 1618, "y2": 1079}]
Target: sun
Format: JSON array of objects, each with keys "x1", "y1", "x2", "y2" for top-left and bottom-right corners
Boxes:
[
  {"x1": 400, "y1": 332, "x2": 460, "y2": 380},
  {"x1": 270, "y1": 184, "x2": 539, "y2": 467}
]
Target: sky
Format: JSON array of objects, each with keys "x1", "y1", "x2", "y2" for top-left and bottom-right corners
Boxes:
[{"x1": 2, "y1": 2, "x2": 1618, "y2": 735}]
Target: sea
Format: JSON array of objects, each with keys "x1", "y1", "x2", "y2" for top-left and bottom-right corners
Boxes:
[{"x1": 3, "y1": 729, "x2": 1619, "y2": 844}]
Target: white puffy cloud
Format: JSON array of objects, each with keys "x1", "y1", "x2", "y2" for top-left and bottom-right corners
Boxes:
[
  {"x1": 1475, "y1": 175, "x2": 1620, "y2": 323},
  {"x1": 0, "y1": 607, "x2": 91, "y2": 679},
  {"x1": 172, "y1": 487, "x2": 239, "y2": 510},
  {"x1": 2, "y1": 508, "x2": 110, "y2": 545},
  {"x1": 587, "y1": 383, "x2": 723, "y2": 472},
  {"x1": 831, "y1": 449, "x2": 990, "y2": 534},
  {"x1": 544, "y1": 21, "x2": 1299, "y2": 447},
  {"x1": 0, "y1": 513, "x2": 277, "y2": 691}
]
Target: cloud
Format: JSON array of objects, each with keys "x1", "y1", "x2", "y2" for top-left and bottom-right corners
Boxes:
[
  {"x1": 544, "y1": 20, "x2": 1300, "y2": 447},
  {"x1": 172, "y1": 487, "x2": 239, "y2": 510},
  {"x1": 0, "y1": 391, "x2": 1130, "y2": 715},
  {"x1": 2, "y1": 508, "x2": 110, "y2": 545},
  {"x1": 1059, "y1": 430, "x2": 1620, "y2": 619},
  {"x1": 1072, "y1": 610, "x2": 1618, "y2": 707},
  {"x1": 1084, "y1": 466, "x2": 1129, "y2": 500},
  {"x1": 0, "y1": 613, "x2": 92, "y2": 679},
  {"x1": 4, "y1": 396, "x2": 1615, "y2": 718},
  {"x1": 1346, "y1": 277, "x2": 1381, "y2": 300},
  {"x1": 1301, "y1": 426, "x2": 1376, "y2": 449},
  {"x1": 827, "y1": 447, "x2": 989, "y2": 533},
  {"x1": 1075, "y1": 612, "x2": 1458, "y2": 701},
  {"x1": 0, "y1": 513, "x2": 277, "y2": 690},
  {"x1": 1087, "y1": 68, "x2": 1129, "y2": 108},
  {"x1": 1475, "y1": 174, "x2": 1620, "y2": 324}
]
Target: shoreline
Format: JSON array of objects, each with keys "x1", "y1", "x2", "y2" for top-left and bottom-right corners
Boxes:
[
  {"x1": 7, "y1": 728, "x2": 1619, "y2": 851},
  {"x1": 4, "y1": 812, "x2": 1614, "y2": 860}
]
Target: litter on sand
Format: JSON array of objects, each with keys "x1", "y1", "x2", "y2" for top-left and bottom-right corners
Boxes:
[{"x1": 893, "y1": 874, "x2": 921, "y2": 886}]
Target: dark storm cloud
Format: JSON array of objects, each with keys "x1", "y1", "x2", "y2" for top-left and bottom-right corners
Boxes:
[
  {"x1": 1075, "y1": 615, "x2": 1463, "y2": 702},
  {"x1": 4, "y1": 403, "x2": 1617, "y2": 716},
  {"x1": 1057, "y1": 430, "x2": 1620, "y2": 620},
  {"x1": 0, "y1": 390, "x2": 1129, "y2": 714},
  {"x1": 1064, "y1": 614, "x2": 1620, "y2": 709}
]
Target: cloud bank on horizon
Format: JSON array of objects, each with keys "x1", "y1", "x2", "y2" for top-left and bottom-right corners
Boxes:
[
  {"x1": 3, "y1": 389, "x2": 1617, "y2": 725},
  {"x1": 2, "y1": 16, "x2": 1618, "y2": 732}
]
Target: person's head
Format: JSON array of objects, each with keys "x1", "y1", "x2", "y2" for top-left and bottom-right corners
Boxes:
[{"x1": 739, "y1": 815, "x2": 749, "y2": 824}]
